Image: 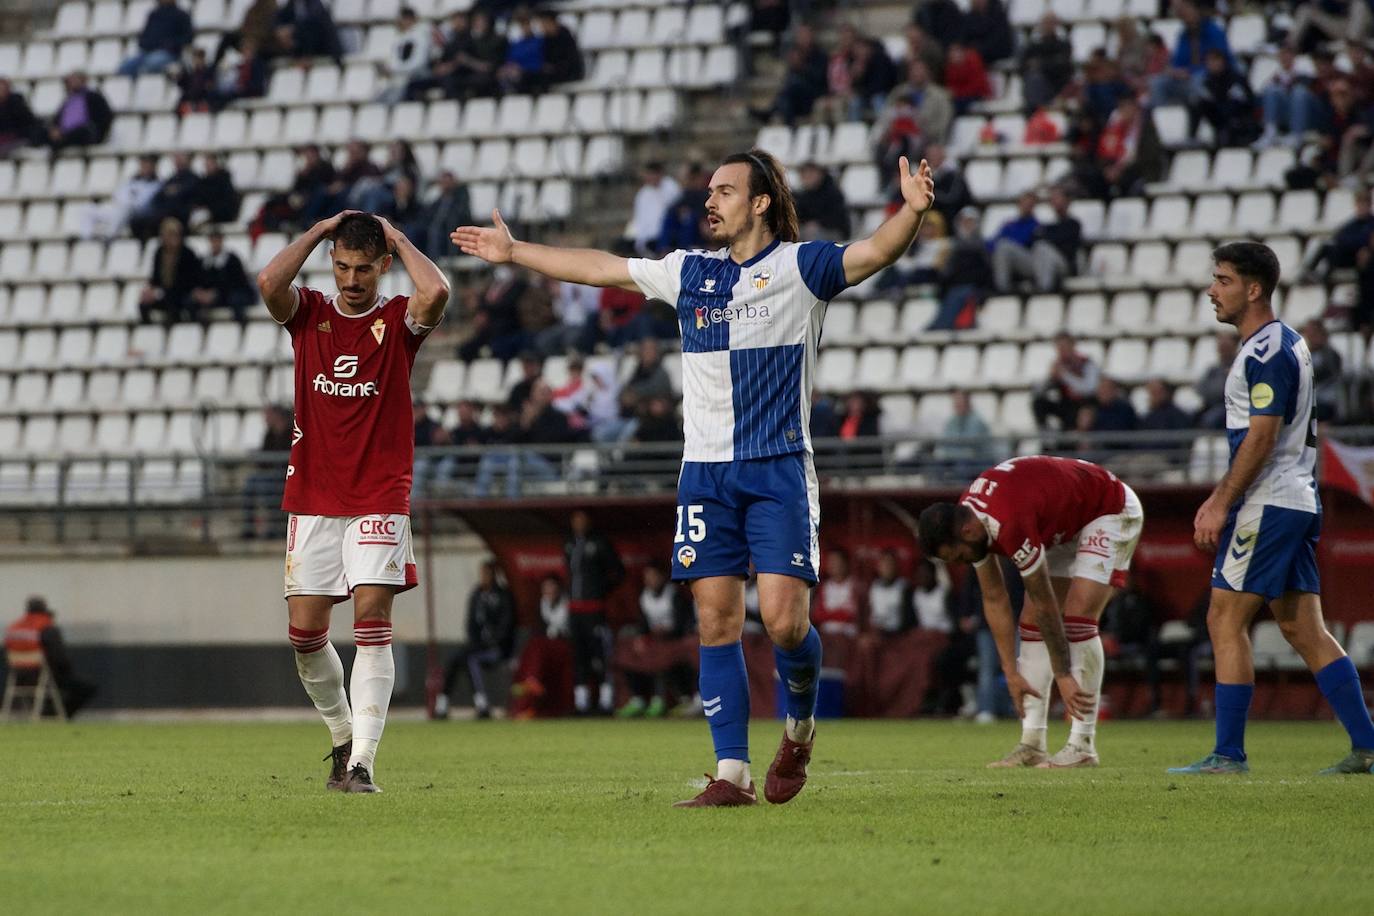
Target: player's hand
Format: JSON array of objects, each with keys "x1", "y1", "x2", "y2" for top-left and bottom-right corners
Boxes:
[
  {"x1": 898, "y1": 156, "x2": 935, "y2": 215},
  {"x1": 315, "y1": 210, "x2": 362, "y2": 236},
  {"x1": 374, "y1": 214, "x2": 404, "y2": 251},
  {"x1": 450, "y1": 209, "x2": 516, "y2": 264},
  {"x1": 1005, "y1": 671, "x2": 1041, "y2": 719},
  {"x1": 1193, "y1": 495, "x2": 1228, "y2": 553},
  {"x1": 1056, "y1": 674, "x2": 1094, "y2": 721}
]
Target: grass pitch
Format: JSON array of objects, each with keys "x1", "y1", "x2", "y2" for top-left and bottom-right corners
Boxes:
[{"x1": 3, "y1": 718, "x2": 1370, "y2": 914}]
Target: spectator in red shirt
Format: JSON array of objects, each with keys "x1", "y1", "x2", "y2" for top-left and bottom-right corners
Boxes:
[
  {"x1": 943, "y1": 41, "x2": 992, "y2": 114},
  {"x1": 813, "y1": 548, "x2": 862, "y2": 638}
]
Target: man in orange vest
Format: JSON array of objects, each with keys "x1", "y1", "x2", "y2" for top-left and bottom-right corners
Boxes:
[{"x1": 4, "y1": 596, "x2": 95, "y2": 716}]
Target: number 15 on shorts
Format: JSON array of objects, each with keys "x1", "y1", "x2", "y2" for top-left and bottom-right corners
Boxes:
[{"x1": 676, "y1": 505, "x2": 706, "y2": 543}]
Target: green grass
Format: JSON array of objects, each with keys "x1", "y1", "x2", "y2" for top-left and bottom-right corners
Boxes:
[{"x1": 3, "y1": 718, "x2": 1371, "y2": 914}]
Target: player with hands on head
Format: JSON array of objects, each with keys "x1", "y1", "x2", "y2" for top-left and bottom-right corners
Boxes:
[
  {"x1": 454, "y1": 151, "x2": 934, "y2": 807},
  {"x1": 919, "y1": 455, "x2": 1145, "y2": 769},
  {"x1": 257, "y1": 209, "x2": 450, "y2": 794}
]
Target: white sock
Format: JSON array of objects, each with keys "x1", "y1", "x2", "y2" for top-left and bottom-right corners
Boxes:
[
  {"x1": 1068, "y1": 629, "x2": 1105, "y2": 752},
  {"x1": 1018, "y1": 635, "x2": 1053, "y2": 752},
  {"x1": 348, "y1": 621, "x2": 395, "y2": 774},
  {"x1": 473, "y1": 691, "x2": 488, "y2": 713},
  {"x1": 716, "y1": 758, "x2": 751, "y2": 788},
  {"x1": 290, "y1": 627, "x2": 352, "y2": 745},
  {"x1": 574, "y1": 684, "x2": 590, "y2": 712},
  {"x1": 786, "y1": 715, "x2": 815, "y2": 744},
  {"x1": 598, "y1": 682, "x2": 614, "y2": 710}
]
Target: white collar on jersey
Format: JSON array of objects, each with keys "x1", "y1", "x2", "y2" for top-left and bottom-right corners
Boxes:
[{"x1": 328, "y1": 292, "x2": 385, "y2": 319}]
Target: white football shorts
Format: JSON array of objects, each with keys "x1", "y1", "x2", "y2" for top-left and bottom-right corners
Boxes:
[
  {"x1": 1045, "y1": 484, "x2": 1144, "y2": 588},
  {"x1": 283, "y1": 513, "x2": 417, "y2": 601}
]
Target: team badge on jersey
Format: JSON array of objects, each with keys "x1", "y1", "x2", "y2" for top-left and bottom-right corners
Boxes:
[
  {"x1": 371, "y1": 318, "x2": 386, "y2": 344},
  {"x1": 677, "y1": 545, "x2": 697, "y2": 568},
  {"x1": 751, "y1": 267, "x2": 773, "y2": 290},
  {"x1": 695, "y1": 307, "x2": 708, "y2": 329}
]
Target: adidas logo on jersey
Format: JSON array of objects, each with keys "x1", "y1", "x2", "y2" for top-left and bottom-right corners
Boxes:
[{"x1": 317, "y1": 320, "x2": 332, "y2": 333}]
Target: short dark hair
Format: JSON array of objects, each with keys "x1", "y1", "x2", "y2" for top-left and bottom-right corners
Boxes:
[
  {"x1": 720, "y1": 149, "x2": 800, "y2": 242},
  {"x1": 917, "y1": 502, "x2": 963, "y2": 556},
  {"x1": 1213, "y1": 241, "x2": 1280, "y2": 301},
  {"x1": 332, "y1": 213, "x2": 388, "y2": 260}
]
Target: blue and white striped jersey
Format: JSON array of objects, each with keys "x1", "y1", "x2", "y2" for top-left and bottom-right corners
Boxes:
[
  {"x1": 1224, "y1": 319, "x2": 1319, "y2": 513},
  {"x1": 628, "y1": 239, "x2": 849, "y2": 462}
]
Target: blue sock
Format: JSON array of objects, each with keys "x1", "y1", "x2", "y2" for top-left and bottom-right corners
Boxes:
[
  {"x1": 1315, "y1": 656, "x2": 1374, "y2": 751},
  {"x1": 773, "y1": 625, "x2": 822, "y2": 723},
  {"x1": 1213, "y1": 682, "x2": 1253, "y2": 761},
  {"x1": 699, "y1": 642, "x2": 750, "y2": 762}
]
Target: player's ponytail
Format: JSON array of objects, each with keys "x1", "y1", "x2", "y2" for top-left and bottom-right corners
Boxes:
[{"x1": 723, "y1": 149, "x2": 800, "y2": 243}]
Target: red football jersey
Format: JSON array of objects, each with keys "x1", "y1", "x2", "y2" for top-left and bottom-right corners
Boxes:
[
  {"x1": 958, "y1": 456, "x2": 1126, "y2": 575},
  {"x1": 279, "y1": 287, "x2": 429, "y2": 516}
]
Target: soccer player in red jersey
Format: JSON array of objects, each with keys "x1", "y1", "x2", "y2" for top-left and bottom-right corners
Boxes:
[
  {"x1": 256, "y1": 211, "x2": 450, "y2": 793},
  {"x1": 918, "y1": 456, "x2": 1145, "y2": 768}
]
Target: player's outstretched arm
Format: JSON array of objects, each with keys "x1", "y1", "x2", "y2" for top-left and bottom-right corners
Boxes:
[
  {"x1": 257, "y1": 210, "x2": 357, "y2": 323},
  {"x1": 841, "y1": 156, "x2": 935, "y2": 286},
  {"x1": 450, "y1": 209, "x2": 639, "y2": 291},
  {"x1": 1021, "y1": 563, "x2": 1094, "y2": 720},
  {"x1": 376, "y1": 216, "x2": 451, "y2": 327},
  {"x1": 1194, "y1": 414, "x2": 1281, "y2": 551}
]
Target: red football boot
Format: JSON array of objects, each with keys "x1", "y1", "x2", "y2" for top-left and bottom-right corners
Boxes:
[
  {"x1": 764, "y1": 730, "x2": 814, "y2": 804},
  {"x1": 673, "y1": 775, "x2": 758, "y2": 808}
]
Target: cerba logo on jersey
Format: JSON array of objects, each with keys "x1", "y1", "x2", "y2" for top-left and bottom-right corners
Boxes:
[
  {"x1": 313, "y1": 354, "x2": 380, "y2": 397},
  {"x1": 692, "y1": 300, "x2": 772, "y2": 330}
]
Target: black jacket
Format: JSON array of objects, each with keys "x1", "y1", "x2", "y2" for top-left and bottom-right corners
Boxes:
[
  {"x1": 195, "y1": 170, "x2": 241, "y2": 223},
  {"x1": 467, "y1": 584, "x2": 516, "y2": 657},
  {"x1": 149, "y1": 244, "x2": 203, "y2": 305},
  {"x1": 0, "y1": 91, "x2": 37, "y2": 139},
  {"x1": 139, "y1": 4, "x2": 194, "y2": 55},
  {"x1": 542, "y1": 25, "x2": 584, "y2": 83},
  {"x1": 200, "y1": 250, "x2": 253, "y2": 302},
  {"x1": 53, "y1": 89, "x2": 113, "y2": 141},
  {"x1": 795, "y1": 173, "x2": 852, "y2": 238},
  {"x1": 564, "y1": 532, "x2": 624, "y2": 603}
]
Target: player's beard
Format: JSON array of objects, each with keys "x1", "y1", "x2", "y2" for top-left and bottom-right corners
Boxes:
[{"x1": 706, "y1": 211, "x2": 751, "y2": 246}]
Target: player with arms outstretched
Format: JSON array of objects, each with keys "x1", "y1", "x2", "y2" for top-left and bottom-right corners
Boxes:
[
  {"x1": 453, "y1": 151, "x2": 934, "y2": 806},
  {"x1": 257, "y1": 211, "x2": 450, "y2": 792},
  {"x1": 918, "y1": 455, "x2": 1143, "y2": 768},
  {"x1": 1169, "y1": 242, "x2": 1374, "y2": 776}
]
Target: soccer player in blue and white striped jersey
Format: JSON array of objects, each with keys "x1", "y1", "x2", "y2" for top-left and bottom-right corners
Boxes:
[{"x1": 453, "y1": 151, "x2": 935, "y2": 806}]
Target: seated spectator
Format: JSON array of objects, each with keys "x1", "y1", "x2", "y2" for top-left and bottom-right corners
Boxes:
[
  {"x1": 1305, "y1": 186, "x2": 1374, "y2": 281},
  {"x1": 935, "y1": 390, "x2": 994, "y2": 477},
  {"x1": 505, "y1": 348, "x2": 544, "y2": 414},
  {"x1": 240, "y1": 404, "x2": 292, "y2": 538},
  {"x1": 191, "y1": 152, "x2": 240, "y2": 225},
  {"x1": 4, "y1": 596, "x2": 96, "y2": 717},
  {"x1": 812, "y1": 548, "x2": 861, "y2": 638},
  {"x1": 867, "y1": 549, "x2": 913, "y2": 635},
  {"x1": 878, "y1": 208, "x2": 948, "y2": 290},
  {"x1": 915, "y1": 0, "x2": 964, "y2": 42},
  {"x1": 1289, "y1": 0, "x2": 1372, "y2": 53},
  {"x1": 534, "y1": 8, "x2": 584, "y2": 88},
  {"x1": 926, "y1": 144, "x2": 972, "y2": 226},
  {"x1": 536, "y1": 280, "x2": 598, "y2": 355},
  {"x1": 1149, "y1": 0, "x2": 1235, "y2": 108},
  {"x1": 810, "y1": 389, "x2": 840, "y2": 439},
  {"x1": 516, "y1": 380, "x2": 581, "y2": 444},
  {"x1": 356, "y1": 139, "x2": 421, "y2": 216},
  {"x1": 131, "y1": 152, "x2": 199, "y2": 240},
  {"x1": 995, "y1": 186, "x2": 1081, "y2": 293},
  {"x1": 1113, "y1": 16, "x2": 1150, "y2": 87},
  {"x1": 1190, "y1": 48, "x2": 1257, "y2": 147},
  {"x1": 43, "y1": 72, "x2": 112, "y2": 151},
  {"x1": 436, "y1": 560, "x2": 516, "y2": 719},
  {"x1": 276, "y1": 0, "x2": 344, "y2": 65},
  {"x1": 795, "y1": 162, "x2": 851, "y2": 241},
  {"x1": 630, "y1": 163, "x2": 680, "y2": 256},
  {"x1": 657, "y1": 163, "x2": 709, "y2": 253},
  {"x1": 1080, "y1": 94, "x2": 1164, "y2": 199},
  {"x1": 875, "y1": 59, "x2": 953, "y2": 172},
  {"x1": 753, "y1": 23, "x2": 828, "y2": 126},
  {"x1": 173, "y1": 47, "x2": 218, "y2": 114},
  {"x1": 191, "y1": 228, "x2": 255, "y2": 323},
  {"x1": 119, "y1": 0, "x2": 194, "y2": 77},
  {"x1": 1086, "y1": 376, "x2": 1138, "y2": 453},
  {"x1": 594, "y1": 279, "x2": 648, "y2": 349},
  {"x1": 380, "y1": 7, "x2": 434, "y2": 104},
  {"x1": 624, "y1": 337, "x2": 673, "y2": 402},
  {"x1": 0, "y1": 78, "x2": 36, "y2": 155},
  {"x1": 254, "y1": 144, "x2": 334, "y2": 234},
  {"x1": 1021, "y1": 13, "x2": 1073, "y2": 112},
  {"x1": 1303, "y1": 319, "x2": 1344, "y2": 422},
  {"x1": 497, "y1": 7, "x2": 544, "y2": 95},
  {"x1": 1196, "y1": 330, "x2": 1238, "y2": 428},
  {"x1": 417, "y1": 170, "x2": 472, "y2": 259},
  {"x1": 1255, "y1": 46, "x2": 1319, "y2": 151},
  {"x1": 1033, "y1": 331, "x2": 1101, "y2": 430},
  {"x1": 302, "y1": 140, "x2": 381, "y2": 225},
  {"x1": 1079, "y1": 51, "x2": 1131, "y2": 127},
  {"x1": 614, "y1": 565, "x2": 696, "y2": 718},
  {"x1": 406, "y1": 11, "x2": 469, "y2": 100},
  {"x1": 81, "y1": 154, "x2": 162, "y2": 240},
  {"x1": 943, "y1": 41, "x2": 992, "y2": 114},
  {"x1": 1326, "y1": 77, "x2": 1374, "y2": 182},
  {"x1": 961, "y1": 0, "x2": 1013, "y2": 65},
  {"x1": 990, "y1": 190, "x2": 1040, "y2": 292},
  {"x1": 931, "y1": 206, "x2": 991, "y2": 330},
  {"x1": 212, "y1": 37, "x2": 268, "y2": 108},
  {"x1": 448, "y1": 10, "x2": 507, "y2": 99},
  {"x1": 510, "y1": 575, "x2": 576, "y2": 719},
  {"x1": 138, "y1": 218, "x2": 203, "y2": 325},
  {"x1": 850, "y1": 32, "x2": 899, "y2": 120},
  {"x1": 1138, "y1": 378, "x2": 1192, "y2": 431},
  {"x1": 837, "y1": 391, "x2": 881, "y2": 441},
  {"x1": 553, "y1": 354, "x2": 622, "y2": 442},
  {"x1": 458, "y1": 267, "x2": 534, "y2": 361},
  {"x1": 212, "y1": 0, "x2": 284, "y2": 68},
  {"x1": 750, "y1": 0, "x2": 790, "y2": 41}
]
